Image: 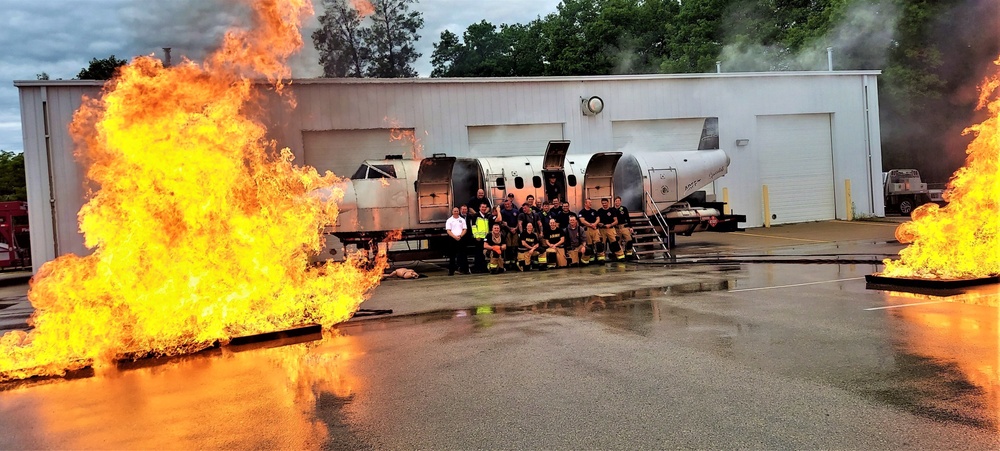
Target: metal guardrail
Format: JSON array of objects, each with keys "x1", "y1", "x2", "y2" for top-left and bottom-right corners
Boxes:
[{"x1": 644, "y1": 191, "x2": 673, "y2": 252}]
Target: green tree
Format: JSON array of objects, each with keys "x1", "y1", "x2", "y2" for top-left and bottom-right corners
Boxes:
[
  {"x1": 430, "y1": 30, "x2": 463, "y2": 77},
  {"x1": 660, "y1": 0, "x2": 727, "y2": 73},
  {"x1": 314, "y1": 0, "x2": 423, "y2": 78},
  {"x1": 0, "y1": 151, "x2": 26, "y2": 202},
  {"x1": 430, "y1": 20, "x2": 549, "y2": 77},
  {"x1": 537, "y1": 0, "x2": 610, "y2": 75},
  {"x1": 76, "y1": 55, "x2": 128, "y2": 80},
  {"x1": 313, "y1": 0, "x2": 368, "y2": 77},
  {"x1": 432, "y1": 0, "x2": 680, "y2": 77},
  {"x1": 363, "y1": 0, "x2": 424, "y2": 78}
]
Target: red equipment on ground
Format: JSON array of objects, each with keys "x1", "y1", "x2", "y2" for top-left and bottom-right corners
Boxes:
[{"x1": 0, "y1": 201, "x2": 30, "y2": 269}]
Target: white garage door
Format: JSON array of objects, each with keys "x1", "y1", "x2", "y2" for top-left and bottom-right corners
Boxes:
[
  {"x1": 302, "y1": 129, "x2": 415, "y2": 178},
  {"x1": 467, "y1": 124, "x2": 563, "y2": 157},
  {"x1": 612, "y1": 118, "x2": 705, "y2": 152},
  {"x1": 758, "y1": 114, "x2": 835, "y2": 225}
]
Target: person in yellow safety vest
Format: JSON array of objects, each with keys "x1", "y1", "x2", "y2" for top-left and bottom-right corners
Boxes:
[{"x1": 469, "y1": 203, "x2": 494, "y2": 273}]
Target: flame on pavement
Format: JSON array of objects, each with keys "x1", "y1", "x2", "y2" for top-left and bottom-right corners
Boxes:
[
  {"x1": 881, "y1": 56, "x2": 1000, "y2": 280},
  {"x1": 0, "y1": 0, "x2": 387, "y2": 382}
]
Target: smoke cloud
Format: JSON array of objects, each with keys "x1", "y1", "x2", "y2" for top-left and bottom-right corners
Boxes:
[
  {"x1": 120, "y1": 0, "x2": 322, "y2": 77},
  {"x1": 719, "y1": 0, "x2": 899, "y2": 72}
]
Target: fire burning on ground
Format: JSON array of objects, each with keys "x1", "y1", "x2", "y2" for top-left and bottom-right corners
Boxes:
[
  {"x1": 0, "y1": 0, "x2": 387, "y2": 382},
  {"x1": 880, "y1": 55, "x2": 1000, "y2": 281}
]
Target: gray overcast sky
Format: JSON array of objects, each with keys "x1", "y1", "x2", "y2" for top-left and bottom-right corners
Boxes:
[{"x1": 0, "y1": 0, "x2": 561, "y2": 153}]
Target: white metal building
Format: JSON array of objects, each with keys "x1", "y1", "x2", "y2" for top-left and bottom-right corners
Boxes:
[{"x1": 17, "y1": 71, "x2": 884, "y2": 272}]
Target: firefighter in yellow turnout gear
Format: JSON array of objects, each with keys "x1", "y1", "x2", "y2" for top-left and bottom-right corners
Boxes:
[
  {"x1": 597, "y1": 198, "x2": 625, "y2": 261},
  {"x1": 484, "y1": 223, "x2": 507, "y2": 273},
  {"x1": 614, "y1": 196, "x2": 634, "y2": 259}
]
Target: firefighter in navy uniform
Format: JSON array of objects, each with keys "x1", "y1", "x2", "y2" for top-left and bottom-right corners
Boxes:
[
  {"x1": 613, "y1": 196, "x2": 634, "y2": 259},
  {"x1": 483, "y1": 223, "x2": 507, "y2": 273},
  {"x1": 517, "y1": 222, "x2": 541, "y2": 270},
  {"x1": 544, "y1": 173, "x2": 564, "y2": 204},
  {"x1": 498, "y1": 199, "x2": 520, "y2": 267},
  {"x1": 564, "y1": 215, "x2": 589, "y2": 266},
  {"x1": 538, "y1": 201, "x2": 555, "y2": 234},
  {"x1": 467, "y1": 188, "x2": 492, "y2": 214},
  {"x1": 578, "y1": 199, "x2": 601, "y2": 263},
  {"x1": 556, "y1": 201, "x2": 576, "y2": 229},
  {"x1": 596, "y1": 198, "x2": 624, "y2": 261},
  {"x1": 542, "y1": 218, "x2": 568, "y2": 268}
]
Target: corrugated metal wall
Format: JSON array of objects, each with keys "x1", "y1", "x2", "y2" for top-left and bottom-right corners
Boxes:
[{"x1": 17, "y1": 72, "x2": 884, "y2": 271}]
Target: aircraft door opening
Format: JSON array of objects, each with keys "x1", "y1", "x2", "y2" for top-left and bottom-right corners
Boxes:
[
  {"x1": 583, "y1": 152, "x2": 622, "y2": 202},
  {"x1": 542, "y1": 140, "x2": 571, "y2": 204},
  {"x1": 613, "y1": 154, "x2": 644, "y2": 212},
  {"x1": 451, "y1": 159, "x2": 484, "y2": 209},
  {"x1": 416, "y1": 157, "x2": 456, "y2": 223}
]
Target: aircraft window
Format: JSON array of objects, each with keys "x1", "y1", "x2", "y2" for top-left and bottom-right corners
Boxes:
[
  {"x1": 496, "y1": 177, "x2": 505, "y2": 188},
  {"x1": 350, "y1": 165, "x2": 368, "y2": 180},
  {"x1": 366, "y1": 164, "x2": 397, "y2": 179},
  {"x1": 532, "y1": 176, "x2": 542, "y2": 188},
  {"x1": 567, "y1": 175, "x2": 577, "y2": 187},
  {"x1": 514, "y1": 177, "x2": 524, "y2": 189}
]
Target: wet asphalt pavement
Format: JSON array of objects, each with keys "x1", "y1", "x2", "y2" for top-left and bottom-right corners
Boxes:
[{"x1": 1, "y1": 221, "x2": 998, "y2": 449}]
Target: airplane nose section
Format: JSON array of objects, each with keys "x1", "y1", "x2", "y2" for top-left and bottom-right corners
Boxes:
[{"x1": 310, "y1": 181, "x2": 356, "y2": 213}]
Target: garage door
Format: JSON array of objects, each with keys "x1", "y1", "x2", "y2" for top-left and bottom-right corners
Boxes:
[
  {"x1": 612, "y1": 118, "x2": 705, "y2": 152},
  {"x1": 302, "y1": 129, "x2": 415, "y2": 178},
  {"x1": 758, "y1": 114, "x2": 835, "y2": 225},
  {"x1": 467, "y1": 124, "x2": 563, "y2": 157}
]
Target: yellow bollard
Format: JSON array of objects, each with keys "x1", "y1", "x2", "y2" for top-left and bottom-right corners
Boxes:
[
  {"x1": 845, "y1": 179, "x2": 853, "y2": 221},
  {"x1": 762, "y1": 185, "x2": 771, "y2": 228},
  {"x1": 722, "y1": 187, "x2": 731, "y2": 215}
]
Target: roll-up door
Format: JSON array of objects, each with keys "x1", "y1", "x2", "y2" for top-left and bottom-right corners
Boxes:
[
  {"x1": 758, "y1": 114, "x2": 835, "y2": 225},
  {"x1": 612, "y1": 118, "x2": 706, "y2": 151},
  {"x1": 467, "y1": 124, "x2": 563, "y2": 157},
  {"x1": 302, "y1": 129, "x2": 415, "y2": 177}
]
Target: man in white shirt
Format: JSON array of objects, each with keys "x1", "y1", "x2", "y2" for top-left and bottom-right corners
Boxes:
[{"x1": 445, "y1": 207, "x2": 468, "y2": 275}]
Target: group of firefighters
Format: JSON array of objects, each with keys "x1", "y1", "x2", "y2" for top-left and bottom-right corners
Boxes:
[{"x1": 444, "y1": 189, "x2": 635, "y2": 275}]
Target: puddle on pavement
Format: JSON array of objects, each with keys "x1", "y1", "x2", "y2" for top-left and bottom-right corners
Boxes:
[{"x1": 344, "y1": 279, "x2": 732, "y2": 330}]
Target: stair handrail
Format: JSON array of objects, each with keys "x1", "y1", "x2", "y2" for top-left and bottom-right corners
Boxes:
[{"x1": 644, "y1": 191, "x2": 673, "y2": 251}]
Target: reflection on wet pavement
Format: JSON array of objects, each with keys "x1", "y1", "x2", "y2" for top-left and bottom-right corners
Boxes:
[
  {"x1": 0, "y1": 267, "x2": 997, "y2": 449},
  {"x1": 876, "y1": 285, "x2": 999, "y2": 429}
]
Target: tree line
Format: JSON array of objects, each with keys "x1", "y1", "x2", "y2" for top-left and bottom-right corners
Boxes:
[{"x1": 311, "y1": 0, "x2": 999, "y2": 183}]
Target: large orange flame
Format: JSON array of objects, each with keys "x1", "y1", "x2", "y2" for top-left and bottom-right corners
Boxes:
[
  {"x1": 0, "y1": 0, "x2": 387, "y2": 381},
  {"x1": 881, "y1": 56, "x2": 1000, "y2": 279}
]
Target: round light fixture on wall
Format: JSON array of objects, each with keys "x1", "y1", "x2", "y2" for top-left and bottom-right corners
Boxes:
[{"x1": 581, "y1": 96, "x2": 604, "y2": 116}]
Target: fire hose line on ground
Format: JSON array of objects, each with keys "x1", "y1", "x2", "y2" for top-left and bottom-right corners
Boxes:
[{"x1": 632, "y1": 255, "x2": 892, "y2": 266}]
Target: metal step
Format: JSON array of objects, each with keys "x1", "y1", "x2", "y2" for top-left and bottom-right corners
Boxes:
[{"x1": 633, "y1": 249, "x2": 670, "y2": 257}]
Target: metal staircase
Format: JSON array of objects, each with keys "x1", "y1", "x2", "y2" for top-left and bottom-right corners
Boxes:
[{"x1": 628, "y1": 192, "x2": 674, "y2": 260}]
